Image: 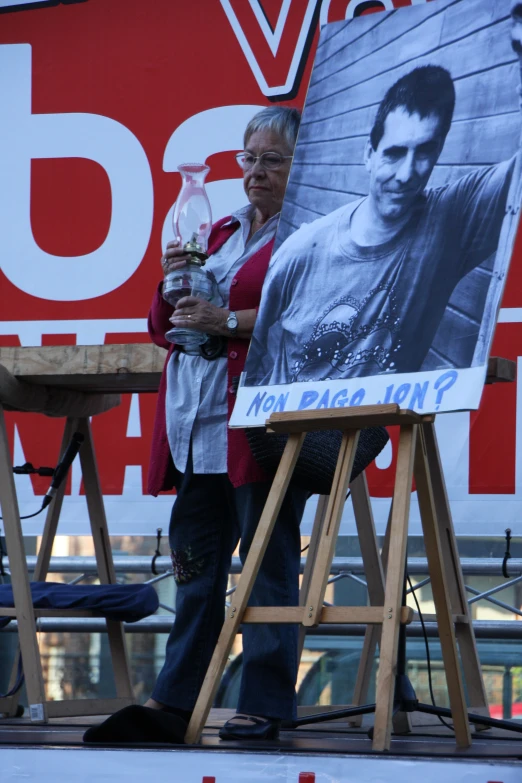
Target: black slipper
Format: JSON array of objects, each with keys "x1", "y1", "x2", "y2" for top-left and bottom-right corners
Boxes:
[
  {"x1": 83, "y1": 704, "x2": 187, "y2": 744},
  {"x1": 218, "y1": 714, "x2": 280, "y2": 740}
]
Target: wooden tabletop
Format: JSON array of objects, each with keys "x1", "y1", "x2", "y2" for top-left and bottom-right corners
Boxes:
[
  {"x1": 0, "y1": 344, "x2": 515, "y2": 395},
  {"x1": 0, "y1": 343, "x2": 166, "y2": 394}
]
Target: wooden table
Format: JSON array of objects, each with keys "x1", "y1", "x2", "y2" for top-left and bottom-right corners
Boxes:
[{"x1": 0, "y1": 344, "x2": 170, "y2": 723}]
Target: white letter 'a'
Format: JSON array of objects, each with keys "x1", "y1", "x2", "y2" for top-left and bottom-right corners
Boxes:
[{"x1": 0, "y1": 45, "x2": 153, "y2": 301}]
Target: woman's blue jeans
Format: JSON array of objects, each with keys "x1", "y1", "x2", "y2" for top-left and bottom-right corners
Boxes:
[{"x1": 151, "y1": 453, "x2": 308, "y2": 721}]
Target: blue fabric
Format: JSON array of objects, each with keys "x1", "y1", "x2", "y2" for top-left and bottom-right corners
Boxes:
[
  {"x1": 151, "y1": 449, "x2": 307, "y2": 721},
  {"x1": 0, "y1": 582, "x2": 159, "y2": 628}
]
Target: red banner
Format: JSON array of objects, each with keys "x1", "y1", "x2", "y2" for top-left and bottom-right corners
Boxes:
[{"x1": 0, "y1": 0, "x2": 520, "y2": 536}]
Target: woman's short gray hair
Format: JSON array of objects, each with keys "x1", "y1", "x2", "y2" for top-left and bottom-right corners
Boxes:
[{"x1": 244, "y1": 106, "x2": 301, "y2": 151}]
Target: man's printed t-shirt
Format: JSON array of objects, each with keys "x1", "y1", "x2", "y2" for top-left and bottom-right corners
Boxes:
[{"x1": 246, "y1": 158, "x2": 515, "y2": 386}]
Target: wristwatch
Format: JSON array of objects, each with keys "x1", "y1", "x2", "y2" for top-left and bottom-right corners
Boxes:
[{"x1": 226, "y1": 311, "x2": 238, "y2": 335}]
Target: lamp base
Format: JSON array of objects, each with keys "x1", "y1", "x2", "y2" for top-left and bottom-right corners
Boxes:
[{"x1": 165, "y1": 327, "x2": 208, "y2": 349}]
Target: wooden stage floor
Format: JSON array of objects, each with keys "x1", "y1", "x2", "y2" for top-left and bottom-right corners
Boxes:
[{"x1": 1, "y1": 708, "x2": 522, "y2": 760}]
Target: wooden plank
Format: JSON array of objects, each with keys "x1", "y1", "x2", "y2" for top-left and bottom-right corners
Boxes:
[
  {"x1": 306, "y1": 19, "x2": 515, "y2": 127},
  {"x1": 349, "y1": 490, "x2": 391, "y2": 728},
  {"x1": 298, "y1": 106, "x2": 376, "y2": 144},
  {"x1": 313, "y1": 10, "x2": 389, "y2": 71},
  {"x1": 293, "y1": 111, "x2": 519, "y2": 170},
  {"x1": 0, "y1": 405, "x2": 48, "y2": 721},
  {"x1": 446, "y1": 265, "x2": 492, "y2": 323},
  {"x1": 414, "y1": 425, "x2": 471, "y2": 748},
  {"x1": 293, "y1": 136, "x2": 366, "y2": 168},
  {"x1": 308, "y1": 12, "x2": 446, "y2": 108},
  {"x1": 280, "y1": 196, "x2": 324, "y2": 230},
  {"x1": 77, "y1": 417, "x2": 134, "y2": 703},
  {"x1": 379, "y1": 501, "x2": 412, "y2": 735},
  {"x1": 242, "y1": 606, "x2": 413, "y2": 624},
  {"x1": 348, "y1": 473, "x2": 386, "y2": 728},
  {"x1": 429, "y1": 308, "x2": 481, "y2": 369},
  {"x1": 298, "y1": 494, "x2": 329, "y2": 659},
  {"x1": 0, "y1": 343, "x2": 165, "y2": 393},
  {"x1": 439, "y1": 0, "x2": 509, "y2": 47},
  {"x1": 348, "y1": 626, "x2": 379, "y2": 728},
  {"x1": 421, "y1": 349, "x2": 457, "y2": 372},
  {"x1": 185, "y1": 432, "x2": 306, "y2": 744},
  {"x1": 312, "y1": 0, "x2": 457, "y2": 86},
  {"x1": 302, "y1": 431, "x2": 359, "y2": 627},
  {"x1": 0, "y1": 418, "x2": 77, "y2": 719},
  {"x1": 422, "y1": 421, "x2": 489, "y2": 719},
  {"x1": 290, "y1": 161, "x2": 368, "y2": 195},
  {"x1": 266, "y1": 405, "x2": 425, "y2": 433},
  {"x1": 372, "y1": 424, "x2": 416, "y2": 752},
  {"x1": 452, "y1": 63, "x2": 519, "y2": 123},
  {"x1": 315, "y1": 0, "x2": 507, "y2": 88},
  {"x1": 438, "y1": 114, "x2": 519, "y2": 167},
  {"x1": 34, "y1": 418, "x2": 77, "y2": 581},
  {"x1": 350, "y1": 472, "x2": 385, "y2": 606}
]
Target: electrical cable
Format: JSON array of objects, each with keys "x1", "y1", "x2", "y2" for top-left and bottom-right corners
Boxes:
[
  {"x1": 151, "y1": 528, "x2": 163, "y2": 575},
  {"x1": 502, "y1": 528, "x2": 512, "y2": 579},
  {"x1": 0, "y1": 504, "x2": 47, "y2": 522},
  {"x1": 0, "y1": 432, "x2": 84, "y2": 521},
  {"x1": 407, "y1": 573, "x2": 454, "y2": 732}
]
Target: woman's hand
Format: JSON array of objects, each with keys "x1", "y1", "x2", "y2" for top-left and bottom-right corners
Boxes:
[
  {"x1": 170, "y1": 296, "x2": 228, "y2": 336},
  {"x1": 161, "y1": 239, "x2": 191, "y2": 276}
]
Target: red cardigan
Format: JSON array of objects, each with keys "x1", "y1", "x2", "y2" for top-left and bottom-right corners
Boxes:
[{"x1": 147, "y1": 216, "x2": 272, "y2": 495}]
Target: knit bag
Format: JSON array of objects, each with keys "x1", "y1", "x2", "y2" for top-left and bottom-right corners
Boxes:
[{"x1": 245, "y1": 425, "x2": 389, "y2": 495}]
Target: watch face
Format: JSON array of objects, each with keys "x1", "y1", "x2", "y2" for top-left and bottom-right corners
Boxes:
[{"x1": 228, "y1": 312, "x2": 238, "y2": 330}]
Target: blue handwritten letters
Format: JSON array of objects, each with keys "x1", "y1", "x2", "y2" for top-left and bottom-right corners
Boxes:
[{"x1": 231, "y1": 367, "x2": 485, "y2": 427}]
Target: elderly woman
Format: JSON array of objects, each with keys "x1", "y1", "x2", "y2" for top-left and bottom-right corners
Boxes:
[{"x1": 145, "y1": 106, "x2": 304, "y2": 741}]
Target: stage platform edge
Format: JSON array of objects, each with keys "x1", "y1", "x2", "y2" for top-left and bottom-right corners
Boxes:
[{"x1": 1, "y1": 708, "x2": 521, "y2": 782}]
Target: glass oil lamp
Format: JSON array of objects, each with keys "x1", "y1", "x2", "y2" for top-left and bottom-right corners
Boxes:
[{"x1": 163, "y1": 163, "x2": 214, "y2": 347}]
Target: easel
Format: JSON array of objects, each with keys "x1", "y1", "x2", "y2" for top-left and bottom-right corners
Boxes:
[
  {"x1": 185, "y1": 402, "x2": 489, "y2": 751},
  {"x1": 0, "y1": 351, "x2": 147, "y2": 721}
]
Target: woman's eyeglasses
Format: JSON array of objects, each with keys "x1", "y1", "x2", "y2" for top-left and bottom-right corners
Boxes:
[{"x1": 235, "y1": 152, "x2": 293, "y2": 171}]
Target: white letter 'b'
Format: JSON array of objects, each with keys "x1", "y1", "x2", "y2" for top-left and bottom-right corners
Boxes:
[{"x1": 0, "y1": 45, "x2": 153, "y2": 301}]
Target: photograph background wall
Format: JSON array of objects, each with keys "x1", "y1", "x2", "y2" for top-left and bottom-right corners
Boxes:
[{"x1": 277, "y1": 0, "x2": 520, "y2": 370}]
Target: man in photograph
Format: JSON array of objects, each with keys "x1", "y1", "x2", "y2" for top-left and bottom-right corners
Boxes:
[{"x1": 245, "y1": 8, "x2": 522, "y2": 387}]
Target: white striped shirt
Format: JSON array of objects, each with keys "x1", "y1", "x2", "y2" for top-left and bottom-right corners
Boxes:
[{"x1": 166, "y1": 204, "x2": 279, "y2": 474}]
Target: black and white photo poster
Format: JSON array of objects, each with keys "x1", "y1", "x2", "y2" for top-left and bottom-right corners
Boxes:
[{"x1": 231, "y1": 0, "x2": 522, "y2": 427}]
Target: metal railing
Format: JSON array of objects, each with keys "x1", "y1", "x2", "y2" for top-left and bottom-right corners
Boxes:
[
  {"x1": 1, "y1": 555, "x2": 521, "y2": 638},
  {"x1": 5, "y1": 554, "x2": 522, "y2": 576}
]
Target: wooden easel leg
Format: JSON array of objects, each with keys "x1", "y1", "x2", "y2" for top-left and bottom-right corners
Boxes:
[
  {"x1": 377, "y1": 500, "x2": 411, "y2": 735},
  {"x1": 0, "y1": 405, "x2": 47, "y2": 721},
  {"x1": 302, "y1": 431, "x2": 360, "y2": 628},
  {"x1": 34, "y1": 417, "x2": 77, "y2": 582},
  {"x1": 372, "y1": 424, "x2": 417, "y2": 751},
  {"x1": 77, "y1": 417, "x2": 134, "y2": 703},
  {"x1": 348, "y1": 626, "x2": 379, "y2": 728},
  {"x1": 422, "y1": 421, "x2": 488, "y2": 720},
  {"x1": 0, "y1": 418, "x2": 76, "y2": 717},
  {"x1": 347, "y1": 473, "x2": 385, "y2": 727},
  {"x1": 185, "y1": 432, "x2": 306, "y2": 744},
  {"x1": 414, "y1": 425, "x2": 471, "y2": 749},
  {"x1": 298, "y1": 494, "x2": 329, "y2": 660}
]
